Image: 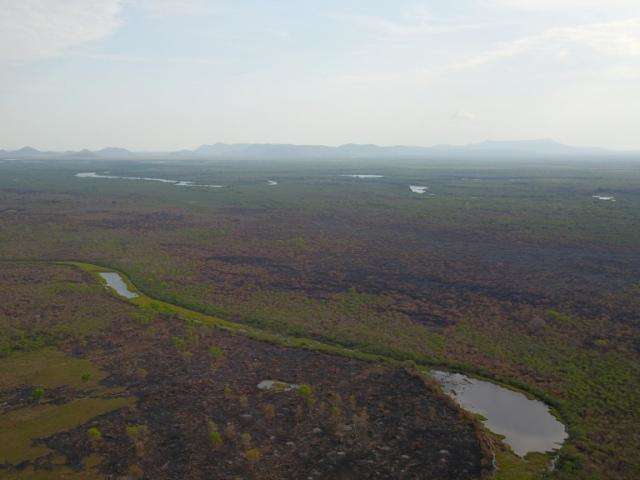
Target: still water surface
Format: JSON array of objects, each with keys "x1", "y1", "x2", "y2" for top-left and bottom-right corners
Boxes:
[
  {"x1": 76, "y1": 172, "x2": 223, "y2": 188},
  {"x1": 432, "y1": 371, "x2": 567, "y2": 456},
  {"x1": 99, "y1": 272, "x2": 139, "y2": 299}
]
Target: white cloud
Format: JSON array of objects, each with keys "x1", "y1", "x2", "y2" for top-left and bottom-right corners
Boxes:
[
  {"x1": 346, "y1": 12, "x2": 491, "y2": 39},
  {"x1": 450, "y1": 18, "x2": 640, "y2": 70},
  {"x1": 492, "y1": 0, "x2": 640, "y2": 10},
  {"x1": 606, "y1": 65, "x2": 640, "y2": 80},
  {"x1": 134, "y1": 0, "x2": 230, "y2": 17},
  {"x1": 76, "y1": 52, "x2": 223, "y2": 65},
  {"x1": 134, "y1": 0, "x2": 206, "y2": 17},
  {"x1": 452, "y1": 110, "x2": 477, "y2": 121},
  {"x1": 0, "y1": 0, "x2": 123, "y2": 62}
]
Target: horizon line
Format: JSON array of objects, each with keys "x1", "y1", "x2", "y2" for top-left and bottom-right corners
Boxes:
[{"x1": 1, "y1": 138, "x2": 630, "y2": 154}]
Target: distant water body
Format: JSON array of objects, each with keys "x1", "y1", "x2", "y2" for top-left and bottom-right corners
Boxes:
[
  {"x1": 76, "y1": 172, "x2": 223, "y2": 188},
  {"x1": 341, "y1": 174, "x2": 384, "y2": 178}
]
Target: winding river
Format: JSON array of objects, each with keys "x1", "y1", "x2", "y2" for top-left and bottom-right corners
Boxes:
[{"x1": 97, "y1": 268, "x2": 567, "y2": 458}]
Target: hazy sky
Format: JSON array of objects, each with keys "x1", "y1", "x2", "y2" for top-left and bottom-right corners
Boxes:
[{"x1": 1, "y1": 0, "x2": 639, "y2": 150}]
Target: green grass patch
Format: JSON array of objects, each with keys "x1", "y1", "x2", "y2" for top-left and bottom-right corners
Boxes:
[
  {"x1": 0, "y1": 397, "x2": 133, "y2": 464},
  {"x1": 0, "y1": 348, "x2": 106, "y2": 391},
  {"x1": 493, "y1": 451, "x2": 553, "y2": 480}
]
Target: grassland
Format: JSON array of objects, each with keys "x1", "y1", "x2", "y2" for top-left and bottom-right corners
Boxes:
[
  {"x1": 0, "y1": 262, "x2": 490, "y2": 479},
  {"x1": 1, "y1": 157, "x2": 639, "y2": 478}
]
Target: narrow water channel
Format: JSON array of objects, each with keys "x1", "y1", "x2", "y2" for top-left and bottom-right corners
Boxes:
[{"x1": 96, "y1": 267, "x2": 567, "y2": 458}]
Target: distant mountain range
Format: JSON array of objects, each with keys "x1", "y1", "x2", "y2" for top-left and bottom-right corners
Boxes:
[{"x1": 0, "y1": 139, "x2": 635, "y2": 160}]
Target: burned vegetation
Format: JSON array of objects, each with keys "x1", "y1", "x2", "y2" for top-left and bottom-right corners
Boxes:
[
  {"x1": 1, "y1": 159, "x2": 640, "y2": 479},
  {"x1": 0, "y1": 263, "x2": 491, "y2": 479}
]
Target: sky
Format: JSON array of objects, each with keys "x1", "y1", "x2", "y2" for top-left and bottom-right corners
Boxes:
[{"x1": 1, "y1": 0, "x2": 639, "y2": 151}]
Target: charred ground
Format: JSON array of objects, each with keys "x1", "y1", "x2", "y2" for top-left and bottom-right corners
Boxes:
[
  {"x1": 1, "y1": 158, "x2": 639, "y2": 478},
  {"x1": 0, "y1": 263, "x2": 490, "y2": 479}
]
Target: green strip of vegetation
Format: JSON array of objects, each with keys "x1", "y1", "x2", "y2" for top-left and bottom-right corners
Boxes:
[
  {"x1": 62, "y1": 260, "x2": 393, "y2": 366},
  {"x1": 1, "y1": 259, "x2": 566, "y2": 478},
  {"x1": 0, "y1": 348, "x2": 105, "y2": 391}
]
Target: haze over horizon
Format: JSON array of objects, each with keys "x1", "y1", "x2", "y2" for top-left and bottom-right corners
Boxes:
[
  {"x1": 0, "y1": 138, "x2": 629, "y2": 156},
  {"x1": 2, "y1": 1, "x2": 640, "y2": 151}
]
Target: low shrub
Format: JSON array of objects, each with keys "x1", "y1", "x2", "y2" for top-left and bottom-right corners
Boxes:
[
  {"x1": 31, "y1": 387, "x2": 45, "y2": 401},
  {"x1": 245, "y1": 448, "x2": 261, "y2": 463}
]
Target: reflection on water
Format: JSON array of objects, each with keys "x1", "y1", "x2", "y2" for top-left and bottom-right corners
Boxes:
[
  {"x1": 76, "y1": 172, "x2": 223, "y2": 188},
  {"x1": 257, "y1": 380, "x2": 300, "y2": 392},
  {"x1": 341, "y1": 174, "x2": 384, "y2": 178},
  {"x1": 99, "y1": 272, "x2": 139, "y2": 299},
  {"x1": 432, "y1": 371, "x2": 567, "y2": 457}
]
